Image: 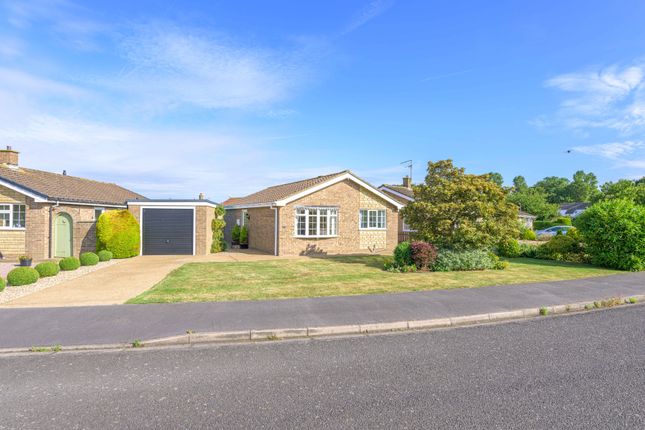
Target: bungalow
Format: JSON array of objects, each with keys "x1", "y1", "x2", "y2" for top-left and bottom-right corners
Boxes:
[
  {"x1": 559, "y1": 202, "x2": 590, "y2": 218},
  {"x1": 0, "y1": 147, "x2": 218, "y2": 260},
  {"x1": 223, "y1": 170, "x2": 404, "y2": 256}
]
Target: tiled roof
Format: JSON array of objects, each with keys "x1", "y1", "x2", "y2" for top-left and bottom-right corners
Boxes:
[
  {"x1": 380, "y1": 184, "x2": 414, "y2": 199},
  {"x1": 224, "y1": 171, "x2": 351, "y2": 207},
  {"x1": 559, "y1": 202, "x2": 590, "y2": 214},
  {"x1": 0, "y1": 164, "x2": 145, "y2": 206}
]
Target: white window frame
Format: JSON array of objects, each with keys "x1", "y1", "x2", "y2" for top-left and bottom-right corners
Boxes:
[
  {"x1": 359, "y1": 209, "x2": 386, "y2": 230},
  {"x1": 294, "y1": 206, "x2": 338, "y2": 238},
  {"x1": 0, "y1": 203, "x2": 26, "y2": 230},
  {"x1": 94, "y1": 207, "x2": 105, "y2": 221}
]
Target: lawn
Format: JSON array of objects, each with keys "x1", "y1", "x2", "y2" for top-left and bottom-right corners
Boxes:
[{"x1": 127, "y1": 256, "x2": 622, "y2": 304}]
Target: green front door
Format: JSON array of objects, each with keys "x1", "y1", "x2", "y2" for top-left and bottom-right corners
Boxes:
[{"x1": 55, "y1": 213, "x2": 73, "y2": 257}]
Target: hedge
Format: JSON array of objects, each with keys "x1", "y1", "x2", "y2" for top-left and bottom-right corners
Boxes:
[
  {"x1": 98, "y1": 250, "x2": 113, "y2": 262},
  {"x1": 534, "y1": 216, "x2": 572, "y2": 231},
  {"x1": 59, "y1": 256, "x2": 81, "y2": 271},
  {"x1": 7, "y1": 267, "x2": 40, "y2": 286},
  {"x1": 35, "y1": 261, "x2": 60, "y2": 277},
  {"x1": 96, "y1": 210, "x2": 140, "y2": 258},
  {"x1": 433, "y1": 250, "x2": 504, "y2": 271},
  {"x1": 80, "y1": 252, "x2": 100, "y2": 266},
  {"x1": 574, "y1": 199, "x2": 645, "y2": 271}
]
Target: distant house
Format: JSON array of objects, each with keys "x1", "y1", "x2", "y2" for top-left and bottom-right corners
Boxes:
[
  {"x1": 559, "y1": 202, "x2": 590, "y2": 218},
  {"x1": 379, "y1": 176, "x2": 539, "y2": 235},
  {"x1": 223, "y1": 170, "x2": 403, "y2": 256},
  {"x1": 0, "y1": 146, "x2": 218, "y2": 260}
]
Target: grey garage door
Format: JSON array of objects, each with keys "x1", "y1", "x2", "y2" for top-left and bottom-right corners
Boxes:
[{"x1": 142, "y1": 208, "x2": 193, "y2": 255}]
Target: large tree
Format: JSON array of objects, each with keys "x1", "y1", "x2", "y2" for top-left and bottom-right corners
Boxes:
[
  {"x1": 402, "y1": 160, "x2": 519, "y2": 250},
  {"x1": 486, "y1": 172, "x2": 504, "y2": 187},
  {"x1": 564, "y1": 170, "x2": 599, "y2": 202},
  {"x1": 512, "y1": 175, "x2": 528, "y2": 193},
  {"x1": 595, "y1": 179, "x2": 645, "y2": 205},
  {"x1": 507, "y1": 188, "x2": 559, "y2": 220},
  {"x1": 534, "y1": 176, "x2": 570, "y2": 203}
]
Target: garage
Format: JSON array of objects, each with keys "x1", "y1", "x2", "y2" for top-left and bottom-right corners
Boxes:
[{"x1": 141, "y1": 208, "x2": 194, "y2": 255}]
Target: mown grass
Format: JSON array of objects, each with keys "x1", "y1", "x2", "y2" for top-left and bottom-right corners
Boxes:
[{"x1": 127, "y1": 256, "x2": 622, "y2": 304}]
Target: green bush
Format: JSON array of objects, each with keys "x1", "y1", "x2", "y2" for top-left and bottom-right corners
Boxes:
[
  {"x1": 96, "y1": 209, "x2": 140, "y2": 258},
  {"x1": 410, "y1": 241, "x2": 438, "y2": 270},
  {"x1": 519, "y1": 243, "x2": 539, "y2": 258},
  {"x1": 98, "y1": 250, "x2": 113, "y2": 262},
  {"x1": 7, "y1": 267, "x2": 40, "y2": 286},
  {"x1": 239, "y1": 225, "x2": 248, "y2": 245},
  {"x1": 0, "y1": 277, "x2": 5, "y2": 292},
  {"x1": 520, "y1": 228, "x2": 537, "y2": 240},
  {"x1": 231, "y1": 224, "x2": 241, "y2": 244},
  {"x1": 211, "y1": 207, "x2": 226, "y2": 253},
  {"x1": 497, "y1": 237, "x2": 521, "y2": 257},
  {"x1": 393, "y1": 241, "x2": 413, "y2": 267},
  {"x1": 59, "y1": 256, "x2": 81, "y2": 271},
  {"x1": 432, "y1": 249, "x2": 500, "y2": 272},
  {"x1": 536, "y1": 232, "x2": 586, "y2": 263},
  {"x1": 35, "y1": 261, "x2": 60, "y2": 277},
  {"x1": 574, "y1": 199, "x2": 645, "y2": 271},
  {"x1": 534, "y1": 217, "x2": 572, "y2": 231},
  {"x1": 80, "y1": 252, "x2": 99, "y2": 266}
]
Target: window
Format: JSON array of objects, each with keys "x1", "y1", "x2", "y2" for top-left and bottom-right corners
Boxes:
[
  {"x1": 94, "y1": 207, "x2": 104, "y2": 221},
  {"x1": 0, "y1": 204, "x2": 26, "y2": 229},
  {"x1": 295, "y1": 207, "x2": 338, "y2": 237},
  {"x1": 239, "y1": 209, "x2": 250, "y2": 227},
  {"x1": 359, "y1": 209, "x2": 386, "y2": 229}
]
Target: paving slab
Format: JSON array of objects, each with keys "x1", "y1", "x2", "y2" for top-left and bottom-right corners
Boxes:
[{"x1": 0, "y1": 271, "x2": 643, "y2": 348}]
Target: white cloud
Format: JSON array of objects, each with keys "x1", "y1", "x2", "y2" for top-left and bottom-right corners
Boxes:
[
  {"x1": 572, "y1": 141, "x2": 643, "y2": 159},
  {"x1": 343, "y1": 0, "x2": 393, "y2": 34}
]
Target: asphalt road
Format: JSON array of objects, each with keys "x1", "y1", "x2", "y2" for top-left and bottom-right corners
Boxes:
[{"x1": 0, "y1": 306, "x2": 643, "y2": 429}]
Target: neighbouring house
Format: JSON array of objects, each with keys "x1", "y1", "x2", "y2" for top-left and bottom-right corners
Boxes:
[
  {"x1": 379, "y1": 176, "x2": 538, "y2": 236},
  {"x1": 378, "y1": 176, "x2": 415, "y2": 242},
  {"x1": 559, "y1": 202, "x2": 590, "y2": 218},
  {"x1": 518, "y1": 210, "x2": 537, "y2": 229},
  {"x1": 0, "y1": 146, "x2": 218, "y2": 260},
  {"x1": 223, "y1": 170, "x2": 404, "y2": 256}
]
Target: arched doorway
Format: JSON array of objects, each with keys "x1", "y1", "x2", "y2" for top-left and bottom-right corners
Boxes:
[{"x1": 54, "y1": 213, "x2": 73, "y2": 257}]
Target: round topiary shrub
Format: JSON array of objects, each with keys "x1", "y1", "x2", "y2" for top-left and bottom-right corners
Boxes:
[
  {"x1": 35, "y1": 261, "x2": 60, "y2": 278},
  {"x1": 80, "y1": 252, "x2": 99, "y2": 266},
  {"x1": 0, "y1": 277, "x2": 5, "y2": 292},
  {"x1": 96, "y1": 210, "x2": 140, "y2": 258},
  {"x1": 497, "y1": 237, "x2": 521, "y2": 258},
  {"x1": 97, "y1": 250, "x2": 113, "y2": 262},
  {"x1": 59, "y1": 256, "x2": 81, "y2": 271},
  {"x1": 520, "y1": 228, "x2": 537, "y2": 240},
  {"x1": 393, "y1": 241, "x2": 413, "y2": 267},
  {"x1": 7, "y1": 267, "x2": 40, "y2": 286}
]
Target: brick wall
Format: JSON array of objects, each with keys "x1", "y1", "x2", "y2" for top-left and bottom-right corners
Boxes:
[
  {"x1": 248, "y1": 207, "x2": 276, "y2": 254},
  {"x1": 277, "y1": 179, "x2": 399, "y2": 256},
  {"x1": 195, "y1": 206, "x2": 215, "y2": 255},
  {"x1": 0, "y1": 185, "x2": 27, "y2": 258}
]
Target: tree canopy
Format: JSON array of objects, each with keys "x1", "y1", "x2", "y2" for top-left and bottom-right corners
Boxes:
[{"x1": 402, "y1": 160, "x2": 518, "y2": 250}]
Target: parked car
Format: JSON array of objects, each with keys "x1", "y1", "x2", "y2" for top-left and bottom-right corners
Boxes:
[{"x1": 536, "y1": 225, "x2": 573, "y2": 237}]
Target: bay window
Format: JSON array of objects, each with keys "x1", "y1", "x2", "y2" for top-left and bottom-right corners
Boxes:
[
  {"x1": 359, "y1": 209, "x2": 386, "y2": 229},
  {"x1": 0, "y1": 204, "x2": 26, "y2": 229},
  {"x1": 295, "y1": 207, "x2": 338, "y2": 237}
]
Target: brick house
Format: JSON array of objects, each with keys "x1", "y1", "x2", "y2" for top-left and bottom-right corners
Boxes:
[
  {"x1": 0, "y1": 147, "x2": 217, "y2": 260},
  {"x1": 223, "y1": 171, "x2": 404, "y2": 256}
]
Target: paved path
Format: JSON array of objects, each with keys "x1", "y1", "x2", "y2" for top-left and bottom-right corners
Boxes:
[
  {"x1": 1, "y1": 307, "x2": 643, "y2": 429},
  {"x1": 0, "y1": 272, "x2": 643, "y2": 348},
  {"x1": 1, "y1": 251, "x2": 280, "y2": 307}
]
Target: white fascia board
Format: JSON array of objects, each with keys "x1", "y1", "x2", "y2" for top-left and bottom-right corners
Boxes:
[
  {"x1": 224, "y1": 203, "x2": 273, "y2": 210},
  {"x1": 0, "y1": 178, "x2": 48, "y2": 202},
  {"x1": 128, "y1": 201, "x2": 218, "y2": 208},
  {"x1": 55, "y1": 201, "x2": 127, "y2": 208},
  {"x1": 378, "y1": 186, "x2": 415, "y2": 202},
  {"x1": 275, "y1": 172, "x2": 405, "y2": 210}
]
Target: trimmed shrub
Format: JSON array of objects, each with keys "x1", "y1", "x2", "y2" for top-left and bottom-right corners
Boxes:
[
  {"x1": 534, "y1": 216, "x2": 572, "y2": 231},
  {"x1": 519, "y1": 243, "x2": 539, "y2": 258},
  {"x1": 0, "y1": 277, "x2": 5, "y2": 292},
  {"x1": 7, "y1": 267, "x2": 40, "y2": 286},
  {"x1": 574, "y1": 199, "x2": 645, "y2": 271},
  {"x1": 80, "y1": 252, "x2": 99, "y2": 266},
  {"x1": 410, "y1": 241, "x2": 438, "y2": 270},
  {"x1": 432, "y1": 250, "x2": 500, "y2": 272},
  {"x1": 393, "y1": 241, "x2": 413, "y2": 267},
  {"x1": 35, "y1": 261, "x2": 60, "y2": 278},
  {"x1": 239, "y1": 225, "x2": 248, "y2": 245},
  {"x1": 497, "y1": 237, "x2": 521, "y2": 258},
  {"x1": 520, "y1": 228, "x2": 537, "y2": 240},
  {"x1": 59, "y1": 256, "x2": 81, "y2": 271},
  {"x1": 211, "y1": 206, "x2": 226, "y2": 253},
  {"x1": 98, "y1": 250, "x2": 113, "y2": 262},
  {"x1": 96, "y1": 209, "x2": 140, "y2": 258}
]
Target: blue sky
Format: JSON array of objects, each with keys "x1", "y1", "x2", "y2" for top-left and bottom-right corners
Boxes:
[{"x1": 1, "y1": 0, "x2": 644, "y2": 201}]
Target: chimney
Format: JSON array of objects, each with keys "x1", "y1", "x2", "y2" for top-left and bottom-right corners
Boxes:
[
  {"x1": 0, "y1": 146, "x2": 19, "y2": 166},
  {"x1": 402, "y1": 175, "x2": 412, "y2": 189},
  {"x1": 62, "y1": 170, "x2": 67, "y2": 176},
  {"x1": 198, "y1": 192, "x2": 205, "y2": 200}
]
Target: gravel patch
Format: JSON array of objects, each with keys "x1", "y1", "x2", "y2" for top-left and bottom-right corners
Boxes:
[{"x1": 0, "y1": 260, "x2": 121, "y2": 304}]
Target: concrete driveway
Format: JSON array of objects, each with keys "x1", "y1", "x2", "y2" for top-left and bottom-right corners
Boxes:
[{"x1": 1, "y1": 251, "x2": 279, "y2": 308}]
